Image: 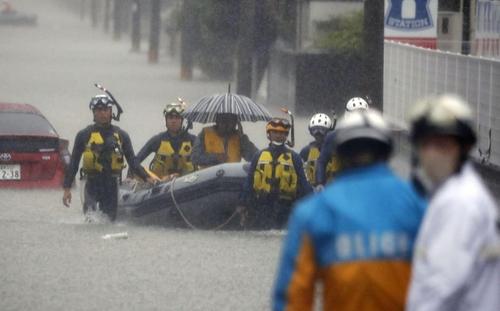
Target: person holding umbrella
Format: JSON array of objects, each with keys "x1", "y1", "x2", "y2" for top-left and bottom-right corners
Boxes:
[
  {"x1": 191, "y1": 112, "x2": 258, "y2": 168},
  {"x1": 240, "y1": 117, "x2": 312, "y2": 229}
]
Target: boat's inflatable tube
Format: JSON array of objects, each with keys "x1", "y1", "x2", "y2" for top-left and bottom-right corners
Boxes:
[{"x1": 118, "y1": 163, "x2": 248, "y2": 229}]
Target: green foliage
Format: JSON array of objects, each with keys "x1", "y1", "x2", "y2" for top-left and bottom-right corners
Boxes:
[
  {"x1": 194, "y1": 0, "x2": 239, "y2": 80},
  {"x1": 314, "y1": 10, "x2": 364, "y2": 54}
]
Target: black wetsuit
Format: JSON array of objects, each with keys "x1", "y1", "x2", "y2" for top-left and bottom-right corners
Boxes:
[
  {"x1": 136, "y1": 130, "x2": 197, "y2": 169},
  {"x1": 241, "y1": 143, "x2": 313, "y2": 229},
  {"x1": 63, "y1": 124, "x2": 148, "y2": 221}
]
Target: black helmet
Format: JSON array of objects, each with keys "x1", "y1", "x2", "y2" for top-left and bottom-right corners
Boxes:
[
  {"x1": 409, "y1": 94, "x2": 476, "y2": 147},
  {"x1": 89, "y1": 94, "x2": 114, "y2": 110}
]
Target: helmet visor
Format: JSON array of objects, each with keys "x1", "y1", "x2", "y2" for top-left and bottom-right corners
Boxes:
[
  {"x1": 90, "y1": 96, "x2": 113, "y2": 110},
  {"x1": 310, "y1": 126, "x2": 328, "y2": 137},
  {"x1": 267, "y1": 118, "x2": 291, "y2": 132},
  {"x1": 164, "y1": 103, "x2": 185, "y2": 116}
]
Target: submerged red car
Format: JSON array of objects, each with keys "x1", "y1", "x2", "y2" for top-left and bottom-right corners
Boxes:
[{"x1": 0, "y1": 103, "x2": 70, "y2": 188}]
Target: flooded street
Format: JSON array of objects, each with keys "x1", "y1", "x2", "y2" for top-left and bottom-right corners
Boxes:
[{"x1": 0, "y1": 1, "x2": 284, "y2": 310}]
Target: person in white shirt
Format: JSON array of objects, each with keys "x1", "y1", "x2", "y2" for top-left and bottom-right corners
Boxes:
[{"x1": 406, "y1": 94, "x2": 500, "y2": 311}]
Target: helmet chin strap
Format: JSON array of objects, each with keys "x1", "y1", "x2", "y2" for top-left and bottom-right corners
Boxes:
[{"x1": 271, "y1": 141, "x2": 285, "y2": 146}]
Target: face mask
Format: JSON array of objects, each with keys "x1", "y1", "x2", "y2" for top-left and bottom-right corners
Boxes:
[{"x1": 419, "y1": 146, "x2": 458, "y2": 186}]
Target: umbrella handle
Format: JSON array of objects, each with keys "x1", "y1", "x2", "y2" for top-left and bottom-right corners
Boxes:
[
  {"x1": 236, "y1": 121, "x2": 244, "y2": 136},
  {"x1": 280, "y1": 108, "x2": 295, "y2": 148}
]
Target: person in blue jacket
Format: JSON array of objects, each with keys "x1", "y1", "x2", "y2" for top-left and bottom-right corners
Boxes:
[
  {"x1": 240, "y1": 117, "x2": 312, "y2": 229},
  {"x1": 273, "y1": 109, "x2": 426, "y2": 311},
  {"x1": 315, "y1": 96, "x2": 369, "y2": 186}
]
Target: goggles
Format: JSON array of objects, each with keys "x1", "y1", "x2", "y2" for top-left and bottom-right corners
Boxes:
[
  {"x1": 266, "y1": 118, "x2": 291, "y2": 132},
  {"x1": 163, "y1": 103, "x2": 185, "y2": 116},
  {"x1": 310, "y1": 126, "x2": 328, "y2": 137},
  {"x1": 89, "y1": 95, "x2": 114, "y2": 110}
]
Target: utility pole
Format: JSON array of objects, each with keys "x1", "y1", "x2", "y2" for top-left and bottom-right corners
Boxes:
[
  {"x1": 113, "y1": 0, "x2": 124, "y2": 40},
  {"x1": 148, "y1": 0, "x2": 161, "y2": 63},
  {"x1": 90, "y1": 0, "x2": 98, "y2": 28},
  {"x1": 462, "y1": 0, "x2": 471, "y2": 55},
  {"x1": 180, "y1": 0, "x2": 196, "y2": 80},
  {"x1": 80, "y1": 0, "x2": 86, "y2": 20},
  {"x1": 104, "y1": 0, "x2": 111, "y2": 32},
  {"x1": 363, "y1": 0, "x2": 384, "y2": 111},
  {"x1": 236, "y1": 0, "x2": 256, "y2": 97},
  {"x1": 131, "y1": 0, "x2": 141, "y2": 52}
]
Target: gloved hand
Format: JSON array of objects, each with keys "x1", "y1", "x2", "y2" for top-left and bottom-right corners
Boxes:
[{"x1": 314, "y1": 184, "x2": 324, "y2": 193}]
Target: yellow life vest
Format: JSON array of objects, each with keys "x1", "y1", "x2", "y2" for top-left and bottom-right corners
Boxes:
[
  {"x1": 325, "y1": 154, "x2": 341, "y2": 182},
  {"x1": 304, "y1": 145, "x2": 321, "y2": 186},
  {"x1": 203, "y1": 126, "x2": 241, "y2": 163},
  {"x1": 82, "y1": 131, "x2": 125, "y2": 176},
  {"x1": 149, "y1": 140, "x2": 194, "y2": 178},
  {"x1": 252, "y1": 150, "x2": 298, "y2": 201}
]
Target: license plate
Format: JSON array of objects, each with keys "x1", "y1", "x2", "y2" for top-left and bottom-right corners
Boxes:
[{"x1": 0, "y1": 164, "x2": 21, "y2": 180}]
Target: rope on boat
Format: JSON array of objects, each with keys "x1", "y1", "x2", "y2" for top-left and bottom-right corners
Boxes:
[{"x1": 169, "y1": 176, "x2": 242, "y2": 230}]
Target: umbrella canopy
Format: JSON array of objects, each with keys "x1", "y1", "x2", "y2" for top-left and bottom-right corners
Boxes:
[{"x1": 184, "y1": 93, "x2": 273, "y2": 123}]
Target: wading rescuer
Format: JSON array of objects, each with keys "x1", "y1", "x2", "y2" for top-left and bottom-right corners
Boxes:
[
  {"x1": 136, "y1": 101, "x2": 196, "y2": 180},
  {"x1": 240, "y1": 118, "x2": 312, "y2": 229},
  {"x1": 191, "y1": 113, "x2": 258, "y2": 168},
  {"x1": 273, "y1": 109, "x2": 425, "y2": 311},
  {"x1": 62, "y1": 94, "x2": 154, "y2": 221},
  {"x1": 300, "y1": 113, "x2": 336, "y2": 187},
  {"x1": 316, "y1": 97, "x2": 369, "y2": 187}
]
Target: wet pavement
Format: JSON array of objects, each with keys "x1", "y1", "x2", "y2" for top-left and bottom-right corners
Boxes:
[{"x1": 0, "y1": 1, "x2": 414, "y2": 310}]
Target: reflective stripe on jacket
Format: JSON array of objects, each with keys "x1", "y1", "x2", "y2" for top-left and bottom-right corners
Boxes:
[
  {"x1": 203, "y1": 127, "x2": 241, "y2": 163},
  {"x1": 253, "y1": 149, "x2": 298, "y2": 201},
  {"x1": 273, "y1": 163, "x2": 426, "y2": 311},
  {"x1": 82, "y1": 131, "x2": 125, "y2": 175},
  {"x1": 149, "y1": 140, "x2": 194, "y2": 177}
]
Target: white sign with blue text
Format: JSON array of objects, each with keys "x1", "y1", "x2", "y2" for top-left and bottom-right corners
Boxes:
[{"x1": 384, "y1": 0, "x2": 438, "y2": 38}]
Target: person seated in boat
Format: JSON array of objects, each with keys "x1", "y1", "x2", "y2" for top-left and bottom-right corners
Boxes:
[
  {"x1": 299, "y1": 113, "x2": 336, "y2": 187},
  {"x1": 135, "y1": 100, "x2": 197, "y2": 180},
  {"x1": 240, "y1": 117, "x2": 313, "y2": 229},
  {"x1": 191, "y1": 113, "x2": 258, "y2": 168}
]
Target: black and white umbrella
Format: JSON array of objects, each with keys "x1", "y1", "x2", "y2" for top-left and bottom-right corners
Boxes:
[{"x1": 184, "y1": 93, "x2": 273, "y2": 123}]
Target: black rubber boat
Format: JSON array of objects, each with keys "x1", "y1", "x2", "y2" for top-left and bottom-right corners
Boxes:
[{"x1": 118, "y1": 163, "x2": 249, "y2": 229}]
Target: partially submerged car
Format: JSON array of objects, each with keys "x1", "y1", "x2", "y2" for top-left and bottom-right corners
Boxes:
[
  {"x1": 0, "y1": 103, "x2": 70, "y2": 188},
  {"x1": 0, "y1": 2, "x2": 37, "y2": 26}
]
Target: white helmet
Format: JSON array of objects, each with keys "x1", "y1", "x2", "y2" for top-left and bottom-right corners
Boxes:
[
  {"x1": 345, "y1": 97, "x2": 369, "y2": 113},
  {"x1": 335, "y1": 109, "x2": 392, "y2": 157},
  {"x1": 308, "y1": 113, "x2": 335, "y2": 137},
  {"x1": 409, "y1": 94, "x2": 476, "y2": 147}
]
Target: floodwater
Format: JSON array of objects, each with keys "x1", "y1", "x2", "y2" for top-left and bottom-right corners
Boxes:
[{"x1": 0, "y1": 1, "x2": 409, "y2": 310}]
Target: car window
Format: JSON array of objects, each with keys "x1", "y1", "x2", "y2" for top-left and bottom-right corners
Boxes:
[{"x1": 0, "y1": 112, "x2": 58, "y2": 136}]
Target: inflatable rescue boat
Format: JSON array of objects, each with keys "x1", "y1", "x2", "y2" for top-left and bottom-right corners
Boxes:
[{"x1": 118, "y1": 163, "x2": 249, "y2": 229}]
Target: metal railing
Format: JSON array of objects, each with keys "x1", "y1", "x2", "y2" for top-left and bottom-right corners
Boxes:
[{"x1": 384, "y1": 40, "x2": 500, "y2": 167}]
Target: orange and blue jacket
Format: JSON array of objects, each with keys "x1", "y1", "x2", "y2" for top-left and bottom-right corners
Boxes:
[{"x1": 273, "y1": 163, "x2": 426, "y2": 311}]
